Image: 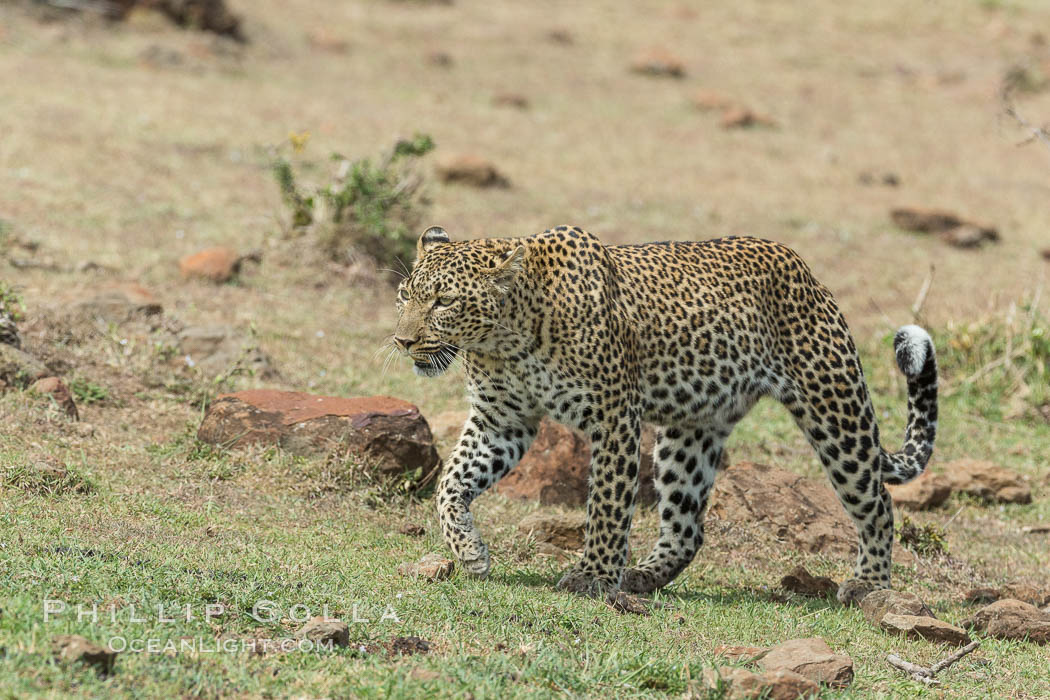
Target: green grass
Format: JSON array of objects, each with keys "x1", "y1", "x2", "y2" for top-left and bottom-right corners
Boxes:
[{"x1": 2, "y1": 350, "x2": 1048, "y2": 697}]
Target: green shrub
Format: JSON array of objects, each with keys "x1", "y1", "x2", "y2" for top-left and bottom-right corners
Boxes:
[{"x1": 271, "y1": 133, "x2": 435, "y2": 275}]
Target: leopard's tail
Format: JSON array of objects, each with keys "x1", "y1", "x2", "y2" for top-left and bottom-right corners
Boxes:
[{"x1": 881, "y1": 325, "x2": 939, "y2": 485}]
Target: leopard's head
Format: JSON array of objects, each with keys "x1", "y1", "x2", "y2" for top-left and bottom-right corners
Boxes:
[{"x1": 394, "y1": 226, "x2": 524, "y2": 377}]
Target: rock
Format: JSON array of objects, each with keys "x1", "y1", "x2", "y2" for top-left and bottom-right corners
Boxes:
[
  {"x1": 941, "y1": 459, "x2": 1031, "y2": 504},
  {"x1": 940, "y1": 224, "x2": 999, "y2": 249},
  {"x1": 701, "y1": 666, "x2": 819, "y2": 700},
  {"x1": 880, "y1": 613, "x2": 971, "y2": 646},
  {"x1": 780, "y1": 566, "x2": 837, "y2": 597},
  {"x1": 390, "y1": 636, "x2": 431, "y2": 655},
  {"x1": 425, "y1": 50, "x2": 453, "y2": 67},
  {"x1": 1001, "y1": 583, "x2": 1048, "y2": 607},
  {"x1": 713, "y1": 644, "x2": 769, "y2": 663},
  {"x1": 51, "y1": 634, "x2": 116, "y2": 675},
  {"x1": 546, "y1": 29, "x2": 574, "y2": 45},
  {"x1": 721, "y1": 108, "x2": 776, "y2": 129},
  {"x1": 398, "y1": 553, "x2": 454, "y2": 581},
  {"x1": 518, "y1": 512, "x2": 586, "y2": 550},
  {"x1": 605, "y1": 591, "x2": 650, "y2": 616},
  {"x1": 707, "y1": 462, "x2": 912, "y2": 564},
  {"x1": 398, "y1": 523, "x2": 425, "y2": 537},
  {"x1": 495, "y1": 418, "x2": 658, "y2": 507},
  {"x1": 306, "y1": 29, "x2": 348, "y2": 54},
  {"x1": 197, "y1": 391, "x2": 440, "y2": 480},
  {"x1": 964, "y1": 587, "x2": 1001, "y2": 605},
  {"x1": 112, "y1": 0, "x2": 245, "y2": 41},
  {"x1": 435, "y1": 155, "x2": 510, "y2": 188},
  {"x1": 0, "y1": 344, "x2": 48, "y2": 389},
  {"x1": 691, "y1": 89, "x2": 735, "y2": 112},
  {"x1": 886, "y1": 471, "x2": 952, "y2": 510},
  {"x1": 859, "y1": 589, "x2": 935, "y2": 625},
  {"x1": 630, "y1": 49, "x2": 686, "y2": 78},
  {"x1": 295, "y1": 617, "x2": 349, "y2": 647},
  {"x1": 757, "y1": 637, "x2": 853, "y2": 688},
  {"x1": 492, "y1": 93, "x2": 529, "y2": 109},
  {"x1": 179, "y1": 246, "x2": 241, "y2": 283},
  {"x1": 964, "y1": 599, "x2": 1050, "y2": 644},
  {"x1": 177, "y1": 324, "x2": 274, "y2": 378},
  {"x1": 29, "y1": 376, "x2": 78, "y2": 419},
  {"x1": 1041, "y1": 248, "x2": 1050, "y2": 261},
  {"x1": 71, "y1": 286, "x2": 162, "y2": 325},
  {"x1": 891, "y1": 207, "x2": 965, "y2": 233}
]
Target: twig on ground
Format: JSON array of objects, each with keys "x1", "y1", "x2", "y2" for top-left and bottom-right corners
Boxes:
[
  {"x1": 911, "y1": 264, "x2": 935, "y2": 323},
  {"x1": 1001, "y1": 84, "x2": 1050, "y2": 157},
  {"x1": 886, "y1": 640, "x2": 980, "y2": 687}
]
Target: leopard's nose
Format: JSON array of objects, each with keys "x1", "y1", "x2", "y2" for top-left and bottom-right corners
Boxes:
[{"x1": 394, "y1": 336, "x2": 417, "y2": 352}]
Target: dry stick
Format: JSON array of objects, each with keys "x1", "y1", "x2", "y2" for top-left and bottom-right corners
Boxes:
[
  {"x1": 911, "y1": 264, "x2": 935, "y2": 323},
  {"x1": 1001, "y1": 84, "x2": 1050, "y2": 156},
  {"x1": 886, "y1": 640, "x2": 980, "y2": 687}
]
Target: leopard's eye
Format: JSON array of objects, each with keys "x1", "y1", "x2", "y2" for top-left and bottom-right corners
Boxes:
[
  {"x1": 434, "y1": 296, "x2": 456, "y2": 309},
  {"x1": 397, "y1": 287, "x2": 409, "y2": 303}
]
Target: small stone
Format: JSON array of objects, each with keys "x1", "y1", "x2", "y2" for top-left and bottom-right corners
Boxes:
[
  {"x1": 435, "y1": 154, "x2": 510, "y2": 188},
  {"x1": 51, "y1": 635, "x2": 117, "y2": 675},
  {"x1": 177, "y1": 324, "x2": 274, "y2": 379},
  {"x1": 780, "y1": 566, "x2": 837, "y2": 597},
  {"x1": 691, "y1": 89, "x2": 735, "y2": 112},
  {"x1": 757, "y1": 637, "x2": 853, "y2": 688},
  {"x1": 178, "y1": 246, "x2": 241, "y2": 283},
  {"x1": 880, "y1": 613, "x2": 971, "y2": 646},
  {"x1": 390, "y1": 636, "x2": 431, "y2": 655},
  {"x1": 1041, "y1": 248, "x2": 1050, "y2": 261},
  {"x1": 399, "y1": 523, "x2": 426, "y2": 537},
  {"x1": 295, "y1": 617, "x2": 349, "y2": 647},
  {"x1": 546, "y1": 29, "x2": 574, "y2": 45},
  {"x1": 630, "y1": 49, "x2": 686, "y2": 78},
  {"x1": 891, "y1": 207, "x2": 965, "y2": 233},
  {"x1": 518, "y1": 512, "x2": 586, "y2": 550},
  {"x1": 492, "y1": 93, "x2": 530, "y2": 109},
  {"x1": 425, "y1": 51, "x2": 453, "y2": 67},
  {"x1": 721, "y1": 108, "x2": 776, "y2": 129},
  {"x1": 859, "y1": 589, "x2": 935, "y2": 625},
  {"x1": 886, "y1": 471, "x2": 953, "y2": 510},
  {"x1": 964, "y1": 599, "x2": 1050, "y2": 644},
  {"x1": 939, "y1": 224, "x2": 999, "y2": 249},
  {"x1": 398, "y1": 553, "x2": 454, "y2": 581},
  {"x1": 702, "y1": 666, "x2": 820, "y2": 700},
  {"x1": 306, "y1": 29, "x2": 348, "y2": 53},
  {"x1": 29, "y1": 376, "x2": 79, "y2": 419},
  {"x1": 941, "y1": 459, "x2": 1031, "y2": 504}
]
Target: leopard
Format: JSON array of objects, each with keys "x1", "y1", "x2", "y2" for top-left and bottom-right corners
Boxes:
[{"x1": 393, "y1": 225, "x2": 938, "y2": 604}]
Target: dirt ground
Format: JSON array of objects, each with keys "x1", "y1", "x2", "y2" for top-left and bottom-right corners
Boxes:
[{"x1": 1, "y1": 1, "x2": 1049, "y2": 697}]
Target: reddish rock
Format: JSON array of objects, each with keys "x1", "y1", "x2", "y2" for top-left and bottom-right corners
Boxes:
[
  {"x1": 179, "y1": 246, "x2": 241, "y2": 283},
  {"x1": 887, "y1": 471, "x2": 953, "y2": 510},
  {"x1": 757, "y1": 637, "x2": 853, "y2": 688},
  {"x1": 196, "y1": 391, "x2": 440, "y2": 480},
  {"x1": 721, "y1": 108, "x2": 776, "y2": 129},
  {"x1": 1001, "y1": 583, "x2": 1048, "y2": 607},
  {"x1": 52, "y1": 635, "x2": 117, "y2": 675},
  {"x1": 306, "y1": 29, "x2": 348, "y2": 54},
  {"x1": 295, "y1": 617, "x2": 349, "y2": 647},
  {"x1": 495, "y1": 417, "x2": 658, "y2": 507},
  {"x1": 707, "y1": 462, "x2": 912, "y2": 565},
  {"x1": 436, "y1": 154, "x2": 510, "y2": 188},
  {"x1": 965, "y1": 587, "x2": 1001, "y2": 605},
  {"x1": 29, "y1": 376, "x2": 79, "y2": 419},
  {"x1": 701, "y1": 666, "x2": 819, "y2": 699},
  {"x1": 942, "y1": 459, "x2": 1031, "y2": 504},
  {"x1": 859, "y1": 590, "x2": 935, "y2": 625},
  {"x1": 398, "y1": 553, "x2": 454, "y2": 581},
  {"x1": 964, "y1": 599, "x2": 1050, "y2": 643},
  {"x1": 780, "y1": 566, "x2": 837, "y2": 597},
  {"x1": 880, "y1": 613, "x2": 971, "y2": 646},
  {"x1": 691, "y1": 89, "x2": 735, "y2": 112},
  {"x1": 492, "y1": 93, "x2": 530, "y2": 109},
  {"x1": 630, "y1": 49, "x2": 686, "y2": 78},
  {"x1": 518, "y1": 512, "x2": 586, "y2": 550}
]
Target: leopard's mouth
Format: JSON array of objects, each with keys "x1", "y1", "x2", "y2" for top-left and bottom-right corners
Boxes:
[{"x1": 410, "y1": 344, "x2": 458, "y2": 378}]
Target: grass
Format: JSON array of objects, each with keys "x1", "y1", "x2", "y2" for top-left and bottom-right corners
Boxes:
[{"x1": 1, "y1": 0, "x2": 1049, "y2": 696}]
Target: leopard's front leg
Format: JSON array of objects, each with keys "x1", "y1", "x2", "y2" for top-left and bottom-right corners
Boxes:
[
  {"x1": 437, "y1": 408, "x2": 537, "y2": 577},
  {"x1": 557, "y1": 407, "x2": 642, "y2": 597}
]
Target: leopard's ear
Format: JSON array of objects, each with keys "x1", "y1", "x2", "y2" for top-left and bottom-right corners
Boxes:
[
  {"x1": 416, "y1": 226, "x2": 451, "y2": 259},
  {"x1": 491, "y1": 245, "x2": 525, "y2": 294}
]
